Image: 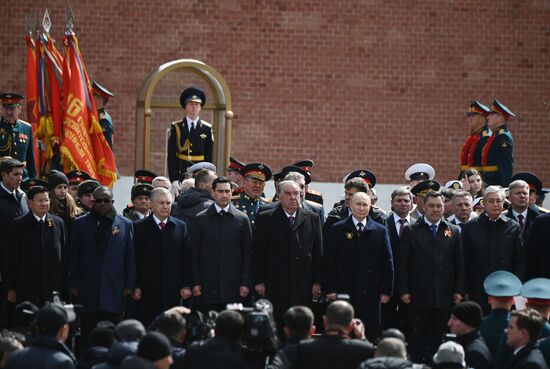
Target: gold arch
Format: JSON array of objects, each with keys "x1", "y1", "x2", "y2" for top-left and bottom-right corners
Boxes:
[{"x1": 136, "y1": 59, "x2": 233, "y2": 174}]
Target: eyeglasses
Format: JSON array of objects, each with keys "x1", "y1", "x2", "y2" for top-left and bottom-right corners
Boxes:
[{"x1": 94, "y1": 198, "x2": 113, "y2": 204}]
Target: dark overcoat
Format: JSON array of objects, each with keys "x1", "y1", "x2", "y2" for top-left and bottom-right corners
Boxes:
[
  {"x1": 7, "y1": 212, "x2": 67, "y2": 305},
  {"x1": 191, "y1": 204, "x2": 252, "y2": 304},
  {"x1": 68, "y1": 213, "x2": 135, "y2": 314},
  {"x1": 461, "y1": 213, "x2": 525, "y2": 313},
  {"x1": 506, "y1": 207, "x2": 540, "y2": 249},
  {"x1": 134, "y1": 215, "x2": 189, "y2": 324},
  {"x1": 527, "y1": 213, "x2": 550, "y2": 279},
  {"x1": 324, "y1": 215, "x2": 393, "y2": 326},
  {"x1": 398, "y1": 217, "x2": 465, "y2": 310},
  {"x1": 252, "y1": 205, "x2": 323, "y2": 322}
]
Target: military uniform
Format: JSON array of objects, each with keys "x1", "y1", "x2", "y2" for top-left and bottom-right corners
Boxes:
[
  {"x1": 482, "y1": 100, "x2": 515, "y2": 187},
  {"x1": 459, "y1": 100, "x2": 491, "y2": 176},
  {"x1": 167, "y1": 87, "x2": 214, "y2": 183},
  {"x1": 294, "y1": 160, "x2": 324, "y2": 205},
  {"x1": 0, "y1": 118, "x2": 36, "y2": 180},
  {"x1": 92, "y1": 81, "x2": 116, "y2": 149},
  {"x1": 231, "y1": 163, "x2": 271, "y2": 226}
]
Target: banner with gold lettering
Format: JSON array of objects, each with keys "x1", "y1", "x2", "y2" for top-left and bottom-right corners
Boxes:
[{"x1": 60, "y1": 31, "x2": 117, "y2": 187}]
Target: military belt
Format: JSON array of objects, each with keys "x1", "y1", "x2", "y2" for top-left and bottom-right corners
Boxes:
[
  {"x1": 176, "y1": 153, "x2": 205, "y2": 161},
  {"x1": 482, "y1": 166, "x2": 499, "y2": 172}
]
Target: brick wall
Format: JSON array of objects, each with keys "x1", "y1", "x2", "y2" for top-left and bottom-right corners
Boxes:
[{"x1": 2, "y1": 0, "x2": 549, "y2": 185}]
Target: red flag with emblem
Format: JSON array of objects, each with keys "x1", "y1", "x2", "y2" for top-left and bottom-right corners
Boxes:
[{"x1": 60, "y1": 31, "x2": 117, "y2": 187}]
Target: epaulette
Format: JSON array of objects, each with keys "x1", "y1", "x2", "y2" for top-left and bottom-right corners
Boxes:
[
  {"x1": 482, "y1": 130, "x2": 490, "y2": 137},
  {"x1": 18, "y1": 119, "x2": 32, "y2": 127},
  {"x1": 200, "y1": 120, "x2": 212, "y2": 128},
  {"x1": 497, "y1": 128, "x2": 506, "y2": 135},
  {"x1": 307, "y1": 189, "x2": 322, "y2": 196},
  {"x1": 230, "y1": 194, "x2": 241, "y2": 201},
  {"x1": 305, "y1": 199, "x2": 322, "y2": 208},
  {"x1": 171, "y1": 120, "x2": 181, "y2": 126},
  {"x1": 538, "y1": 207, "x2": 549, "y2": 214},
  {"x1": 262, "y1": 197, "x2": 272, "y2": 203}
]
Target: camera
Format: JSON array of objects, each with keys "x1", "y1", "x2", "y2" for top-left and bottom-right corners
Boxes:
[
  {"x1": 227, "y1": 299, "x2": 280, "y2": 353},
  {"x1": 185, "y1": 310, "x2": 218, "y2": 343}
]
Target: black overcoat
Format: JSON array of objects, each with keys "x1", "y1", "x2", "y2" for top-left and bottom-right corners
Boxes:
[
  {"x1": 7, "y1": 212, "x2": 67, "y2": 305},
  {"x1": 134, "y1": 215, "x2": 189, "y2": 324},
  {"x1": 398, "y1": 217, "x2": 465, "y2": 310},
  {"x1": 191, "y1": 203, "x2": 252, "y2": 304},
  {"x1": 527, "y1": 213, "x2": 550, "y2": 279},
  {"x1": 252, "y1": 205, "x2": 323, "y2": 322},
  {"x1": 461, "y1": 213, "x2": 525, "y2": 313},
  {"x1": 324, "y1": 215, "x2": 393, "y2": 326}
]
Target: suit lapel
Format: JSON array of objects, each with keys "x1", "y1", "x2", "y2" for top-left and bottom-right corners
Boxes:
[
  {"x1": 291, "y1": 207, "x2": 306, "y2": 231},
  {"x1": 505, "y1": 345, "x2": 531, "y2": 369}
]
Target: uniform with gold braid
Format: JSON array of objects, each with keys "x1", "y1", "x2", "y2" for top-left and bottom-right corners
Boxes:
[{"x1": 167, "y1": 87, "x2": 214, "y2": 182}]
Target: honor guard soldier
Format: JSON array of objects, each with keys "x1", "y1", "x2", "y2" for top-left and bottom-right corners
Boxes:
[
  {"x1": 0, "y1": 93, "x2": 36, "y2": 179},
  {"x1": 480, "y1": 271, "x2": 522, "y2": 356},
  {"x1": 231, "y1": 163, "x2": 271, "y2": 225},
  {"x1": 66, "y1": 169, "x2": 91, "y2": 199},
  {"x1": 293, "y1": 159, "x2": 323, "y2": 205},
  {"x1": 520, "y1": 278, "x2": 550, "y2": 337},
  {"x1": 91, "y1": 81, "x2": 115, "y2": 149},
  {"x1": 167, "y1": 87, "x2": 214, "y2": 188},
  {"x1": 405, "y1": 163, "x2": 435, "y2": 188},
  {"x1": 185, "y1": 162, "x2": 216, "y2": 179},
  {"x1": 227, "y1": 156, "x2": 245, "y2": 194},
  {"x1": 460, "y1": 100, "x2": 491, "y2": 177},
  {"x1": 482, "y1": 99, "x2": 515, "y2": 187}
]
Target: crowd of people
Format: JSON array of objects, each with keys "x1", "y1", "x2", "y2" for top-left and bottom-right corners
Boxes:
[{"x1": 0, "y1": 87, "x2": 549, "y2": 369}]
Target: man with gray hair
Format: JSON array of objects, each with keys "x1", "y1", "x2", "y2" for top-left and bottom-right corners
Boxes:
[
  {"x1": 506, "y1": 179, "x2": 540, "y2": 247},
  {"x1": 253, "y1": 180, "x2": 323, "y2": 331},
  {"x1": 448, "y1": 190, "x2": 476, "y2": 227},
  {"x1": 133, "y1": 187, "x2": 191, "y2": 325},
  {"x1": 462, "y1": 185, "x2": 525, "y2": 314}
]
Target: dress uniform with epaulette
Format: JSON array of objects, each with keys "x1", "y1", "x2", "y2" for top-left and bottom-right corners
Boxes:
[
  {"x1": 167, "y1": 87, "x2": 214, "y2": 183},
  {"x1": 231, "y1": 163, "x2": 271, "y2": 226},
  {"x1": 92, "y1": 81, "x2": 115, "y2": 149},
  {"x1": 482, "y1": 99, "x2": 515, "y2": 187},
  {"x1": 0, "y1": 93, "x2": 36, "y2": 180},
  {"x1": 293, "y1": 159, "x2": 324, "y2": 206},
  {"x1": 459, "y1": 100, "x2": 491, "y2": 177}
]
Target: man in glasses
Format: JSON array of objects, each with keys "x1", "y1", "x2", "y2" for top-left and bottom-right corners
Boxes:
[{"x1": 68, "y1": 186, "x2": 136, "y2": 348}]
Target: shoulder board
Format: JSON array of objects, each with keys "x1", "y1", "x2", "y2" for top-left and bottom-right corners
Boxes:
[
  {"x1": 482, "y1": 130, "x2": 491, "y2": 137},
  {"x1": 261, "y1": 197, "x2": 272, "y2": 203},
  {"x1": 538, "y1": 207, "x2": 550, "y2": 214},
  {"x1": 200, "y1": 120, "x2": 212, "y2": 128},
  {"x1": 171, "y1": 120, "x2": 182, "y2": 126},
  {"x1": 305, "y1": 199, "x2": 322, "y2": 208},
  {"x1": 307, "y1": 189, "x2": 322, "y2": 196},
  {"x1": 497, "y1": 128, "x2": 506, "y2": 135},
  {"x1": 18, "y1": 119, "x2": 32, "y2": 127},
  {"x1": 230, "y1": 195, "x2": 241, "y2": 200}
]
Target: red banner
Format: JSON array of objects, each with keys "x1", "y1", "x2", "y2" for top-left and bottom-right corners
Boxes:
[{"x1": 60, "y1": 32, "x2": 117, "y2": 187}]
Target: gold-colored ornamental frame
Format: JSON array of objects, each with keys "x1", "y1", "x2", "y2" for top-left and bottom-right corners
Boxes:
[{"x1": 136, "y1": 59, "x2": 233, "y2": 175}]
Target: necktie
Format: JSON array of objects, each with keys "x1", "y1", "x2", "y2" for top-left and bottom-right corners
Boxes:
[
  {"x1": 517, "y1": 214, "x2": 525, "y2": 229},
  {"x1": 159, "y1": 221, "x2": 165, "y2": 230},
  {"x1": 430, "y1": 224, "x2": 438, "y2": 238},
  {"x1": 357, "y1": 222, "x2": 364, "y2": 234},
  {"x1": 288, "y1": 216, "x2": 295, "y2": 226},
  {"x1": 398, "y1": 219, "x2": 407, "y2": 237},
  {"x1": 219, "y1": 210, "x2": 226, "y2": 216},
  {"x1": 189, "y1": 122, "x2": 196, "y2": 136}
]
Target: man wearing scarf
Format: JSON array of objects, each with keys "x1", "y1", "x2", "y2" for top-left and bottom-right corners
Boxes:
[{"x1": 68, "y1": 186, "x2": 135, "y2": 349}]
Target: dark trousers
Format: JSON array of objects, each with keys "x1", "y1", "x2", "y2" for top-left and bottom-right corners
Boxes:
[
  {"x1": 407, "y1": 308, "x2": 450, "y2": 363},
  {"x1": 381, "y1": 295, "x2": 408, "y2": 334}
]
